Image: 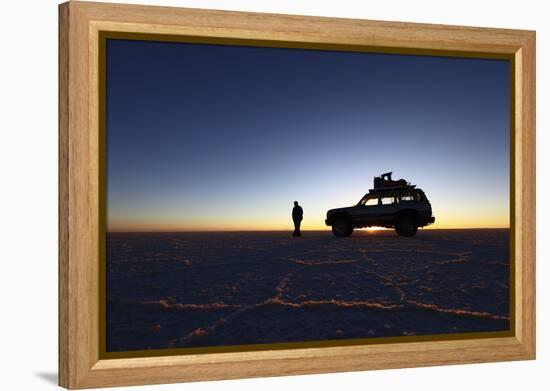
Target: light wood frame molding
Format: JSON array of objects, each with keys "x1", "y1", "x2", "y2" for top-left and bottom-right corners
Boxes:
[{"x1": 59, "y1": 1, "x2": 536, "y2": 389}]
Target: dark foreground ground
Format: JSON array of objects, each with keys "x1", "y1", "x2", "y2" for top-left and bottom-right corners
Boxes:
[{"x1": 106, "y1": 229, "x2": 510, "y2": 352}]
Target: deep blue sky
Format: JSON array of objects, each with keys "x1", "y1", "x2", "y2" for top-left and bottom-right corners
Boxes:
[{"x1": 106, "y1": 39, "x2": 510, "y2": 230}]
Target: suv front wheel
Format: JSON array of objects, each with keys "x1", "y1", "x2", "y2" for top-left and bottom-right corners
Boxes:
[
  {"x1": 395, "y1": 215, "x2": 418, "y2": 237},
  {"x1": 332, "y1": 218, "x2": 353, "y2": 237}
]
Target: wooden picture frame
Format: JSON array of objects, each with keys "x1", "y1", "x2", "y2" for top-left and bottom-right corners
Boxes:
[{"x1": 59, "y1": 1, "x2": 536, "y2": 389}]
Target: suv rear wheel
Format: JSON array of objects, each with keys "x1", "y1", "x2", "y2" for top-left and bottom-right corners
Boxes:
[
  {"x1": 395, "y1": 215, "x2": 418, "y2": 237},
  {"x1": 332, "y1": 218, "x2": 353, "y2": 237}
]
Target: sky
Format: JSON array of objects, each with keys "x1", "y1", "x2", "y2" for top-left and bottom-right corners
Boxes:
[{"x1": 106, "y1": 39, "x2": 510, "y2": 231}]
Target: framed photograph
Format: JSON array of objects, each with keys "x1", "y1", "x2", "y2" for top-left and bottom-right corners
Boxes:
[{"x1": 59, "y1": 1, "x2": 536, "y2": 389}]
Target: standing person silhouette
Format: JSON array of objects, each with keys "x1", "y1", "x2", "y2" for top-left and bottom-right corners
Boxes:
[{"x1": 292, "y1": 201, "x2": 303, "y2": 237}]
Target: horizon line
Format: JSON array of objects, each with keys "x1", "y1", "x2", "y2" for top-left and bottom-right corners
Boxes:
[{"x1": 107, "y1": 227, "x2": 510, "y2": 234}]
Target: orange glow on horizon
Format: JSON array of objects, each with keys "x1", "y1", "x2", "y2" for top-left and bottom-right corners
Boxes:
[
  {"x1": 108, "y1": 220, "x2": 509, "y2": 232},
  {"x1": 108, "y1": 202, "x2": 509, "y2": 232}
]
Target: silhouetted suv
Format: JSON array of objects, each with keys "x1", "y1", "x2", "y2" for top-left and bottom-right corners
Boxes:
[{"x1": 325, "y1": 173, "x2": 435, "y2": 237}]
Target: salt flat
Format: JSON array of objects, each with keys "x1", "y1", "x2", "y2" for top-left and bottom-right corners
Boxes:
[{"x1": 106, "y1": 229, "x2": 510, "y2": 351}]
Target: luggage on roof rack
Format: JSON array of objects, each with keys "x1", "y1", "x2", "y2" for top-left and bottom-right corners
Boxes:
[{"x1": 373, "y1": 172, "x2": 412, "y2": 190}]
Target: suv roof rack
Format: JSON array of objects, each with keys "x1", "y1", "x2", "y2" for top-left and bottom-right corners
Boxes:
[{"x1": 368, "y1": 184, "x2": 416, "y2": 194}]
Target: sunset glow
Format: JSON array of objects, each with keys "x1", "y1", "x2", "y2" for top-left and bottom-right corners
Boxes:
[{"x1": 363, "y1": 227, "x2": 389, "y2": 232}]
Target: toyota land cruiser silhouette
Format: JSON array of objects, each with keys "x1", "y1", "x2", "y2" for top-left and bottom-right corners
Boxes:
[{"x1": 325, "y1": 172, "x2": 435, "y2": 237}]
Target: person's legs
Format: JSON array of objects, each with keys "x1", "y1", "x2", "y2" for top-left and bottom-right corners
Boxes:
[{"x1": 293, "y1": 220, "x2": 299, "y2": 236}]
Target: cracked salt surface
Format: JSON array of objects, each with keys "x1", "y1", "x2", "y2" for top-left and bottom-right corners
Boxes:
[{"x1": 106, "y1": 229, "x2": 509, "y2": 351}]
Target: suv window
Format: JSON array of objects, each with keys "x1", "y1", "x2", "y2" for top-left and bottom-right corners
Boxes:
[
  {"x1": 361, "y1": 195, "x2": 398, "y2": 206},
  {"x1": 380, "y1": 196, "x2": 396, "y2": 205},
  {"x1": 399, "y1": 192, "x2": 421, "y2": 202},
  {"x1": 363, "y1": 197, "x2": 378, "y2": 206}
]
